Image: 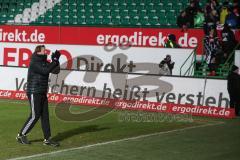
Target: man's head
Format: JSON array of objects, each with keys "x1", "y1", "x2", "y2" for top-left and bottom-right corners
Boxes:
[
  {"x1": 34, "y1": 45, "x2": 46, "y2": 55},
  {"x1": 181, "y1": 11, "x2": 186, "y2": 17},
  {"x1": 165, "y1": 55, "x2": 171, "y2": 61},
  {"x1": 168, "y1": 34, "x2": 176, "y2": 42}
]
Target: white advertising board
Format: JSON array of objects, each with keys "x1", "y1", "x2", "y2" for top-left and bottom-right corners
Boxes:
[
  {"x1": 0, "y1": 66, "x2": 229, "y2": 108},
  {"x1": 0, "y1": 42, "x2": 194, "y2": 76}
]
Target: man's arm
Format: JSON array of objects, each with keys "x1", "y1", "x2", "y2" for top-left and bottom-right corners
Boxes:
[
  {"x1": 167, "y1": 61, "x2": 175, "y2": 70},
  {"x1": 31, "y1": 61, "x2": 59, "y2": 75}
]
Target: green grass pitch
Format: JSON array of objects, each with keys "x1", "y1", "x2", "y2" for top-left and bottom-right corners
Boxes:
[{"x1": 0, "y1": 99, "x2": 239, "y2": 160}]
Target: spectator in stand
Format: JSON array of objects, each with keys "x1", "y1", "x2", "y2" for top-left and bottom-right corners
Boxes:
[
  {"x1": 185, "y1": 1, "x2": 197, "y2": 27},
  {"x1": 164, "y1": 34, "x2": 181, "y2": 48},
  {"x1": 220, "y1": 4, "x2": 229, "y2": 24},
  {"x1": 194, "y1": 9, "x2": 205, "y2": 28},
  {"x1": 225, "y1": 9, "x2": 239, "y2": 28},
  {"x1": 177, "y1": 11, "x2": 191, "y2": 31},
  {"x1": 204, "y1": 10, "x2": 219, "y2": 35},
  {"x1": 204, "y1": 28, "x2": 221, "y2": 76},
  {"x1": 205, "y1": 0, "x2": 219, "y2": 14},
  {"x1": 193, "y1": 0, "x2": 201, "y2": 11},
  {"x1": 227, "y1": 65, "x2": 240, "y2": 116},
  {"x1": 232, "y1": 8, "x2": 240, "y2": 28},
  {"x1": 221, "y1": 23, "x2": 237, "y2": 62}
]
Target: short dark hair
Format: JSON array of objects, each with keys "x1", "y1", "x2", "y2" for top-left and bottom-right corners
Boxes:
[{"x1": 34, "y1": 45, "x2": 45, "y2": 53}]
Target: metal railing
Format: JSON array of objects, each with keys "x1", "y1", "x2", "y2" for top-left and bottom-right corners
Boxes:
[{"x1": 180, "y1": 46, "x2": 197, "y2": 76}]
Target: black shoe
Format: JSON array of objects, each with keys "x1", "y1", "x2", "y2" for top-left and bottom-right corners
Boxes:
[
  {"x1": 43, "y1": 139, "x2": 60, "y2": 147},
  {"x1": 16, "y1": 134, "x2": 31, "y2": 144}
]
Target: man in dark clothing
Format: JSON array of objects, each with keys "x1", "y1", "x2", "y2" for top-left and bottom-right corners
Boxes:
[
  {"x1": 185, "y1": 1, "x2": 197, "y2": 27},
  {"x1": 16, "y1": 45, "x2": 61, "y2": 146},
  {"x1": 177, "y1": 11, "x2": 191, "y2": 30},
  {"x1": 221, "y1": 23, "x2": 237, "y2": 61},
  {"x1": 227, "y1": 65, "x2": 240, "y2": 116},
  {"x1": 164, "y1": 34, "x2": 181, "y2": 48},
  {"x1": 159, "y1": 55, "x2": 175, "y2": 75}
]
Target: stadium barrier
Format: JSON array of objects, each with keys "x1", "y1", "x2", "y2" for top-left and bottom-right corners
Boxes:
[{"x1": 0, "y1": 65, "x2": 235, "y2": 118}]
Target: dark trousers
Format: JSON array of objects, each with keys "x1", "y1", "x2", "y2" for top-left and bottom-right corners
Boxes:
[
  {"x1": 20, "y1": 93, "x2": 51, "y2": 139},
  {"x1": 230, "y1": 95, "x2": 240, "y2": 116}
]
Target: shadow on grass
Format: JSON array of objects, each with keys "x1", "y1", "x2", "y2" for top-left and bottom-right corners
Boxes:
[{"x1": 30, "y1": 125, "x2": 110, "y2": 142}]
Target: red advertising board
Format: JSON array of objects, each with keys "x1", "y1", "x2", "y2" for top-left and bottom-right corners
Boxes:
[
  {"x1": 1, "y1": 25, "x2": 239, "y2": 55},
  {"x1": 0, "y1": 89, "x2": 235, "y2": 118},
  {"x1": 0, "y1": 25, "x2": 205, "y2": 53}
]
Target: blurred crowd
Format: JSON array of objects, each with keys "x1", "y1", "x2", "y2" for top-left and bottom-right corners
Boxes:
[
  {"x1": 177, "y1": 0, "x2": 240, "y2": 30},
  {"x1": 175, "y1": 0, "x2": 239, "y2": 76}
]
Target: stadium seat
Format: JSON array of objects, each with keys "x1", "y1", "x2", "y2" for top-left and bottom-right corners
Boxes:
[{"x1": 0, "y1": 0, "x2": 187, "y2": 27}]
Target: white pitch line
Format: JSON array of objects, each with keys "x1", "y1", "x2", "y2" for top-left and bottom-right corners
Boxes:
[{"x1": 6, "y1": 121, "x2": 224, "y2": 160}]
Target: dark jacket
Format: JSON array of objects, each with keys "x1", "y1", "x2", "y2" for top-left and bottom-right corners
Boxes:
[
  {"x1": 227, "y1": 72, "x2": 240, "y2": 101},
  {"x1": 185, "y1": 6, "x2": 197, "y2": 27},
  {"x1": 177, "y1": 15, "x2": 190, "y2": 28},
  {"x1": 221, "y1": 28, "x2": 237, "y2": 54},
  {"x1": 159, "y1": 59, "x2": 175, "y2": 75},
  {"x1": 27, "y1": 53, "x2": 60, "y2": 94}
]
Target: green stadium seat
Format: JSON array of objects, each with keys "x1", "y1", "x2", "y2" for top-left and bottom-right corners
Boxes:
[
  {"x1": 102, "y1": 16, "x2": 111, "y2": 24},
  {"x1": 121, "y1": 17, "x2": 130, "y2": 25},
  {"x1": 167, "y1": 17, "x2": 177, "y2": 26},
  {"x1": 119, "y1": 10, "x2": 128, "y2": 17},
  {"x1": 159, "y1": 18, "x2": 168, "y2": 26},
  {"x1": 53, "y1": 17, "x2": 61, "y2": 24},
  {"x1": 69, "y1": 17, "x2": 78, "y2": 25},
  {"x1": 112, "y1": 16, "x2": 121, "y2": 25},
  {"x1": 45, "y1": 16, "x2": 53, "y2": 24},
  {"x1": 153, "y1": 0, "x2": 161, "y2": 4},
  {"x1": 78, "y1": 16, "x2": 86, "y2": 24},
  {"x1": 119, "y1": 4, "x2": 127, "y2": 10},
  {"x1": 69, "y1": 5, "x2": 77, "y2": 11},
  {"x1": 94, "y1": 0, "x2": 102, "y2": 3},
  {"x1": 93, "y1": 9, "x2": 103, "y2": 16},
  {"x1": 182, "y1": 0, "x2": 189, "y2": 4},
  {"x1": 148, "y1": 10, "x2": 156, "y2": 17},
  {"x1": 165, "y1": 3, "x2": 173, "y2": 10},
  {"x1": 95, "y1": 16, "x2": 102, "y2": 25},
  {"x1": 36, "y1": 15, "x2": 44, "y2": 24},
  {"x1": 77, "y1": 4, "x2": 85, "y2": 10},
  {"x1": 139, "y1": 10, "x2": 147, "y2": 17},
  {"x1": 145, "y1": 4, "x2": 154, "y2": 10},
  {"x1": 166, "y1": 10, "x2": 175, "y2": 19},
  {"x1": 129, "y1": 10, "x2": 138, "y2": 17},
  {"x1": 77, "y1": 10, "x2": 85, "y2": 17},
  {"x1": 154, "y1": 3, "x2": 164, "y2": 10},
  {"x1": 135, "y1": 4, "x2": 145, "y2": 10},
  {"x1": 111, "y1": 10, "x2": 120, "y2": 17},
  {"x1": 85, "y1": 10, "x2": 93, "y2": 17},
  {"x1": 103, "y1": 10, "x2": 111, "y2": 16},
  {"x1": 140, "y1": 16, "x2": 149, "y2": 25},
  {"x1": 0, "y1": 0, "x2": 181, "y2": 27},
  {"x1": 127, "y1": 4, "x2": 136, "y2": 10},
  {"x1": 156, "y1": 10, "x2": 166, "y2": 19},
  {"x1": 68, "y1": 12, "x2": 77, "y2": 17},
  {"x1": 149, "y1": 16, "x2": 159, "y2": 25},
  {"x1": 102, "y1": 4, "x2": 110, "y2": 10},
  {"x1": 111, "y1": 4, "x2": 119, "y2": 10},
  {"x1": 93, "y1": 4, "x2": 101, "y2": 10},
  {"x1": 85, "y1": 16, "x2": 95, "y2": 25},
  {"x1": 130, "y1": 16, "x2": 139, "y2": 25}
]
